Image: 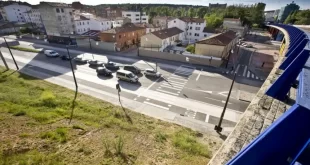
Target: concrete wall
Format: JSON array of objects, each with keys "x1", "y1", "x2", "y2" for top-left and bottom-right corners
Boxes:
[
  {"x1": 139, "y1": 48, "x2": 223, "y2": 67},
  {"x1": 195, "y1": 44, "x2": 224, "y2": 58},
  {"x1": 3, "y1": 4, "x2": 31, "y2": 22},
  {"x1": 77, "y1": 39, "x2": 115, "y2": 52},
  {"x1": 140, "y1": 33, "x2": 161, "y2": 47}
]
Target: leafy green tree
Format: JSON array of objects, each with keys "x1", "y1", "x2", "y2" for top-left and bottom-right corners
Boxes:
[
  {"x1": 186, "y1": 45, "x2": 195, "y2": 53},
  {"x1": 189, "y1": 8, "x2": 195, "y2": 18},
  {"x1": 205, "y1": 13, "x2": 223, "y2": 28},
  {"x1": 197, "y1": 7, "x2": 208, "y2": 18}
]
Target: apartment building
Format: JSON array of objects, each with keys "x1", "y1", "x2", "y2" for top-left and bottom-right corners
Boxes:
[
  {"x1": 135, "y1": 23, "x2": 161, "y2": 33},
  {"x1": 122, "y1": 11, "x2": 148, "y2": 23},
  {"x1": 74, "y1": 13, "x2": 112, "y2": 34},
  {"x1": 106, "y1": 7, "x2": 122, "y2": 18},
  {"x1": 152, "y1": 16, "x2": 175, "y2": 28},
  {"x1": 168, "y1": 17, "x2": 207, "y2": 42},
  {"x1": 38, "y1": 2, "x2": 75, "y2": 36},
  {"x1": 111, "y1": 17, "x2": 131, "y2": 28},
  {"x1": 99, "y1": 23, "x2": 146, "y2": 50},
  {"x1": 22, "y1": 5, "x2": 43, "y2": 28},
  {"x1": 0, "y1": 2, "x2": 31, "y2": 22}
]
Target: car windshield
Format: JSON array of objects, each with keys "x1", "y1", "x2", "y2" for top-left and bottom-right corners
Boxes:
[
  {"x1": 128, "y1": 73, "x2": 135, "y2": 78},
  {"x1": 50, "y1": 51, "x2": 57, "y2": 54},
  {"x1": 147, "y1": 70, "x2": 155, "y2": 73}
]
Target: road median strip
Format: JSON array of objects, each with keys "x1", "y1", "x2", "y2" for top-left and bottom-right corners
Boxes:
[{"x1": 9, "y1": 46, "x2": 42, "y2": 53}]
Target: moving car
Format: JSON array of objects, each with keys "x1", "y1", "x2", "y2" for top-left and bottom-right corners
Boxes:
[
  {"x1": 88, "y1": 59, "x2": 104, "y2": 67},
  {"x1": 96, "y1": 67, "x2": 112, "y2": 76},
  {"x1": 104, "y1": 62, "x2": 120, "y2": 70},
  {"x1": 144, "y1": 69, "x2": 162, "y2": 78},
  {"x1": 44, "y1": 50, "x2": 59, "y2": 57},
  {"x1": 73, "y1": 56, "x2": 88, "y2": 63},
  {"x1": 123, "y1": 65, "x2": 141, "y2": 74},
  {"x1": 60, "y1": 54, "x2": 71, "y2": 60},
  {"x1": 116, "y1": 70, "x2": 139, "y2": 83}
]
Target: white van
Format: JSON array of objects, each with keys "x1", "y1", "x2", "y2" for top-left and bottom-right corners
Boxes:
[
  {"x1": 44, "y1": 50, "x2": 59, "y2": 57},
  {"x1": 116, "y1": 70, "x2": 139, "y2": 83}
]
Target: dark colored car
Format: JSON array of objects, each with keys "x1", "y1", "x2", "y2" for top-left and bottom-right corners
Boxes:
[
  {"x1": 89, "y1": 60, "x2": 104, "y2": 67},
  {"x1": 104, "y1": 62, "x2": 120, "y2": 70},
  {"x1": 96, "y1": 67, "x2": 112, "y2": 76},
  {"x1": 123, "y1": 65, "x2": 141, "y2": 74},
  {"x1": 60, "y1": 54, "x2": 71, "y2": 60}
]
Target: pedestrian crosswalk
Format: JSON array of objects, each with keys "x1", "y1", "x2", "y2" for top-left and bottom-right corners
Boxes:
[
  {"x1": 224, "y1": 64, "x2": 265, "y2": 81},
  {"x1": 156, "y1": 65, "x2": 195, "y2": 96}
]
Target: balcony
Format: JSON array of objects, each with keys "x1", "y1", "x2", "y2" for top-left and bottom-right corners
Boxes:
[{"x1": 208, "y1": 24, "x2": 310, "y2": 165}]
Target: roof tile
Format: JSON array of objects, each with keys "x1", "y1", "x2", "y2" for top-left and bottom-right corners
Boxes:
[
  {"x1": 196, "y1": 30, "x2": 237, "y2": 46},
  {"x1": 151, "y1": 27, "x2": 183, "y2": 39}
]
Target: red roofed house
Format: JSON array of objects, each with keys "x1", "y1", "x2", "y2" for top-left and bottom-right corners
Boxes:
[{"x1": 195, "y1": 30, "x2": 238, "y2": 59}]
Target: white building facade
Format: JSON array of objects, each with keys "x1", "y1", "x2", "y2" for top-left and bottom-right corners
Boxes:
[
  {"x1": 122, "y1": 11, "x2": 148, "y2": 23},
  {"x1": 74, "y1": 13, "x2": 112, "y2": 34},
  {"x1": 168, "y1": 17, "x2": 207, "y2": 43},
  {"x1": 22, "y1": 7, "x2": 43, "y2": 28},
  {"x1": 39, "y1": 2, "x2": 75, "y2": 36},
  {"x1": 111, "y1": 17, "x2": 131, "y2": 28},
  {"x1": 0, "y1": 3, "x2": 31, "y2": 22}
]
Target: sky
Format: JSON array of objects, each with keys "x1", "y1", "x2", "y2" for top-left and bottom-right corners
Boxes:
[{"x1": 19, "y1": 0, "x2": 310, "y2": 11}]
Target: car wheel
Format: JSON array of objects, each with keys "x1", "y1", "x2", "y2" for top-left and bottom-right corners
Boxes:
[{"x1": 130, "y1": 80, "x2": 133, "y2": 83}]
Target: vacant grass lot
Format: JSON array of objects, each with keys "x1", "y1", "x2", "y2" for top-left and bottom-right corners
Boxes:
[{"x1": 0, "y1": 67, "x2": 222, "y2": 164}]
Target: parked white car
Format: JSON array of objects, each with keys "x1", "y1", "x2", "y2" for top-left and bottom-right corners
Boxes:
[
  {"x1": 44, "y1": 50, "x2": 59, "y2": 57},
  {"x1": 144, "y1": 69, "x2": 161, "y2": 77}
]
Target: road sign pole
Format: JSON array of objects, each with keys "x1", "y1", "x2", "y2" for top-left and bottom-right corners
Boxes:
[
  {"x1": 215, "y1": 72, "x2": 237, "y2": 132},
  {"x1": 3, "y1": 37, "x2": 19, "y2": 70},
  {"x1": 0, "y1": 51, "x2": 9, "y2": 70}
]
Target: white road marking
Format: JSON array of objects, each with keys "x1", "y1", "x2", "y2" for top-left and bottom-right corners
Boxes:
[
  {"x1": 247, "y1": 71, "x2": 250, "y2": 78},
  {"x1": 256, "y1": 76, "x2": 259, "y2": 79},
  {"x1": 168, "y1": 80, "x2": 186, "y2": 85},
  {"x1": 137, "y1": 75, "x2": 161, "y2": 97},
  {"x1": 168, "y1": 105, "x2": 172, "y2": 107},
  {"x1": 134, "y1": 98, "x2": 137, "y2": 101},
  {"x1": 160, "y1": 85, "x2": 182, "y2": 90},
  {"x1": 205, "y1": 114, "x2": 210, "y2": 122},
  {"x1": 174, "y1": 71, "x2": 191, "y2": 76},
  {"x1": 183, "y1": 87, "x2": 212, "y2": 94},
  {"x1": 143, "y1": 101, "x2": 169, "y2": 110},
  {"x1": 196, "y1": 69, "x2": 203, "y2": 81},
  {"x1": 243, "y1": 65, "x2": 247, "y2": 77},
  {"x1": 205, "y1": 96, "x2": 231, "y2": 104},
  {"x1": 235, "y1": 64, "x2": 240, "y2": 73},
  {"x1": 177, "y1": 91, "x2": 180, "y2": 93},
  {"x1": 251, "y1": 74, "x2": 254, "y2": 78},
  {"x1": 162, "y1": 82, "x2": 184, "y2": 88},
  {"x1": 156, "y1": 89, "x2": 179, "y2": 96},
  {"x1": 146, "y1": 98, "x2": 150, "y2": 101},
  {"x1": 158, "y1": 87, "x2": 161, "y2": 89},
  {"x1": 168, "y1": 76, "x2": 188, "y2": 81}
]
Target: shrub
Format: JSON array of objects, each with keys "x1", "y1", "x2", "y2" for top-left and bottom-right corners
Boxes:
[
  {"x1": 155, "y1": 132, "x2": 168, "y2": 143},
  {"x1": 40, "y1": 127, "x2": 68, "y2": 143},
  {"x1": 114, "y1": 136, "x2": 124, "y2": 155},
  {"x1": 186, "y1": 45, "x2": 195, "y2": 53}
]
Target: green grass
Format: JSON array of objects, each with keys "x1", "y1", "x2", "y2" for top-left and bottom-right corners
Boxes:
[
  {"x1": 0, "y1": 67, "x2": 215, "y2": 164},
  {"x1": 172, "y1": 130, "x2": 210, "y2": 158},
  {"x1": 40, "y1": 127, "x2": 68, "y2": 143},
  {"x1": 9, "y1": 46, "x2": 41, "y2": 53}
]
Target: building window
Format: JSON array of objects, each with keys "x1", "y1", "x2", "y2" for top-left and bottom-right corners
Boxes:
[
  {"x1": 189, "y1": 33, "x2": 191, "y2": 36},
  {"x1": 18, "y1": 9, "x2": 20, "y2": 11},
  {"x1": 194, "y1": 33, "x2": 199, "y2": 36},
  {"x1": 136, "y1": 18, "x2": 139, "y2": 21},
  {"x1": 142, "y1": 18, "x2": 146, "y2": 20},
  {"x1": 107, "y1": 22, "x2": 109, "y2": 24},
  {"x1": 58, "y1": 16, "x2": 61, "y2": 21},
  {"x1": 204, "y1": 34, "x2": 207, "y2": 37},
  {"x1": 84, "y1": 28, "x2": 86, "y2": 31},
  {"x1": 119, "y1": 35, "x2": 121, "y2": 39},
  {"x1": 102, "y1": 23, "x2": 103, "y2": 25},
  {"x1": 61, "y1": 8, "x2": 64, "y2": 13},
  {"x1": 126, "y1": 14, "x2": 131, "y2": 16},
  {"x1": 136, "y1": 14, "x2": 139, "y2": 16},
  {"x1": 78, "y1": 29, "x2": 80, "y2": 32},
  {"x1": 80, "y1": 22, "x2": 81, "y2": 25},
  {"x1": 88, "y1": 28, "x2": 90, "y2": 31},
  {"x1": 87, "y1": 22, "x2": 89, "y2": 25},
  {"x1": 195, "y1": 27, "x2": 200, "y2": 30},
  {"x1": 69, "y1": 12, "x2": 72, "y2": 15},
  {"x1": 56, "y1": 8, "x2": 60, "y2": 13},
  {"x1": 190, "y1": 26, "x2": 192, "y2": 30},
  {"x1": 113, "y1": 35, "x2": 115, "y2": 38},
  {"x1": 83, "y1": 22, "x2": 84, "y2": 25}
]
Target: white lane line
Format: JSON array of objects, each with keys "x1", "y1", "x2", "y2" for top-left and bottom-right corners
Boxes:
[
  {"x1": 235, "y1": 64, "x2": 240, "y2": 73},
  {"x1": 174, "y1": 71, "x2": 192, "y2": 76},
  {"x1": 168, "y1": 105, "x2": 172, "y2": 107},
  {"x1": 196, "y1": 68, "x2": 203, "y2": 81},
  {"x1": 137, "y1": 75, "x2": 161, "y2": 97},
  {"x1": 230, "y1": 70, "x2": 234, "y2": 74},
  {"x1": 251, "y1": 74, "x2": 254, "y2": 78},
  {"x1": 247, "y1": 71, "x2": 250, "y2": 78},
  {"x1": 160, "y1": 85, "x2": 182, "y2": 90},
  {"x1": 169, "y1": 76, "x2": 188, "y2": 81},
  {"x1": 143, "y1": 101, "x2": 169, "y2": 110},
  {"x1": 171, "y1": 74, "x2": 189, "y2": 79},
  {"x1": 162, "y1": 82, "x2": 184, "y2": 88},
  {"x1": 134, "y1": 98, "x2": 137, "y2": 101},
  {"x1": 146, "y1": 98, "x2": 150, "y2": 101},
  {"x1": 156, "y1": 89, "x2": 179, "y2": 96},
  {"x1": 256, "y1": 76, "x2": 259, "y2": 79},
  {"x1": 205, "y1": 114, "x2": 210, "y2": 122},
  {"x1": 205, "y1": 96, "x2": 232, "y2": 104},
  {"x1": 243, "y1": 66, "x2": 247, "y2": 77},
  {"x1": 168, "y1": 80, "x2": 187, "y2": 85}
]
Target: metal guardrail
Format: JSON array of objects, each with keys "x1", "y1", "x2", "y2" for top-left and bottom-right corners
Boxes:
[{"x1": 226, "y1": 24, "x2": 310, "y2": 165}]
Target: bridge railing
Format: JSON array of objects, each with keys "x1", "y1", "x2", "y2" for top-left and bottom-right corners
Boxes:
[{"x1": 227, "y1": 24, "x2": 310, "y2": 165}]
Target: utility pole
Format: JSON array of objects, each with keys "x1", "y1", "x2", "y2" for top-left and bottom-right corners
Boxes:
[
  {"x1": 66, "y1": 46, "x2": 78, "y2": 124},
  {"x1": 0, "y1": 51, "x2": 9, "y2": 70},
  {"x1": 214, "y1": 72, "x2": 237, "y2": 132},
  {"x1": 88, "y1": 35, "x2": 94, "y2": 59},
  {"x1": 3, "y1": 37, "x2": 19, "y2": 70}
]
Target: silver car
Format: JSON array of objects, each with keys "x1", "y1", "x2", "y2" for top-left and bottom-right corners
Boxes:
[{"x1": 144, "y1": 69, "x2": 161, "y2": 77}]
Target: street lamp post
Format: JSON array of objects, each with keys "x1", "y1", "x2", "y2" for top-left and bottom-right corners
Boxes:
[
  {"x1": 3, "y1": 37, "x2": 19, "y2": 70},
  {"x1": 214, "y1": 72, "x2": 237, "y2": 132},
  {"x1": 66, "y1": 46, "x2": 78, "y2": 124}
]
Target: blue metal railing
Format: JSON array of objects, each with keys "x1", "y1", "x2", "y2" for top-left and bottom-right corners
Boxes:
[{"x1": 227, "y1": 24, "x2": 310, "y2": 165}]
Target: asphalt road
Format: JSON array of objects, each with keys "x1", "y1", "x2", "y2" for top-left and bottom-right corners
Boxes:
[{"x1": 0, "y1": 38, "x2": 261, "y2": 128}]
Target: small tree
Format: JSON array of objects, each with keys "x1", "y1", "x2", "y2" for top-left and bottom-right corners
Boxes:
[{"x1": 186, "y1": 45, "x2": 195, "y2": 54}]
